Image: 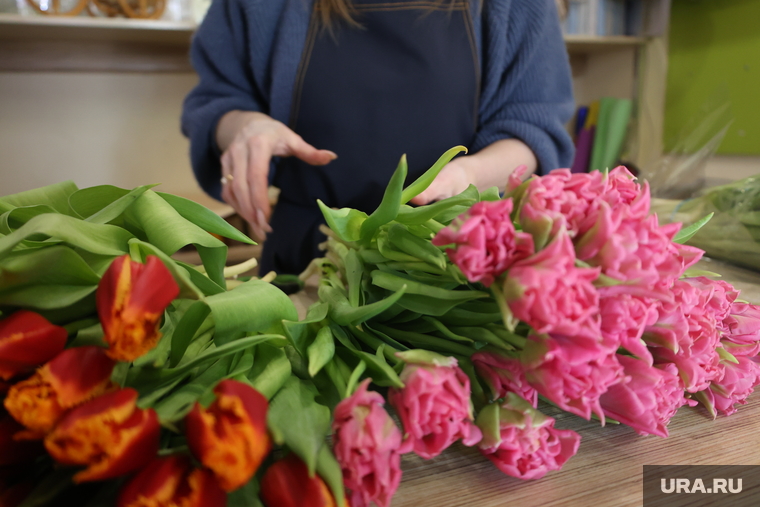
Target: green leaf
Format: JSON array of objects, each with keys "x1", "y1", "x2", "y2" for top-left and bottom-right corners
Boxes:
[
  {"x1": 247, "y1": 343, "x2": 292, "y2": 399},
  {"x1": 344, "y1": 249, "x2": 364, "y2": 307},
  {"x1": 386, "y1": 223, "x2": 447, "y2": 270},
  {"x1": 206, "y1": 280, "x2": 298, "y2": 346},
  {"x1": 396, "y1": 184, "x2": 479, "y2": 225},
  {"x1": 0, "y1": 213, "x2": 132, "y2": 260},
  {"x1": 317, "y1": 446, "x2": 346, "y2": 506},
  {"x1": 344, "y1": 360, "x2": 367, "y2": 397},
  {"x1": 169, "y1": 300, "x2": 212, "y2": 367},
  {"x1": 0, "y1": 205, "x2": 59, "y2": 234},
  {"x1": 317, "y1": 200, "x2": 368, "y2": 243},
  {"x1": 267, "y1": 378, "x2": 331, "y2": 475},
  {"x1": 360, "y1": 155, "x2": 408, "y2": 242},
  {"x1": 283, "y1": 302, "x2": 329, "y2": 357},
  {"x1": 157, "y1": 192, "x2": 256, "y2": 245},
  {"x1": 479, "y1": 186, "x2": 502, "y2": 201},
  {"x1": 124, "y1": 190, "x2": 228, "y2": 286},
  {"x1": 0, "y1": 181, "x2": 78, "y2": 216},
  {"x1": 371, "y1": 270, "x2": 488, "y2": 301},
  {"x1": 673, "y1": 212, "x2": 714, "y2": 244},
  {"x1": 308, "y1": 326, "x2": 335, "y2": 377},
  {"x1": 400, "y1": 146, "x2": 468, "y2": 204},
  {"x1": 152, "y1": 357, "x2": 231, "y2": 422},
  {"x1": 0, "y1": 246, "x2": 102, "y2": 309},
  {"x1": 127, "y1": 240, "x2": 206, "y2": 300},
  {"x1": 228, "y1": 477, "x2": 264, "y2": 507},
  {"x1": 350, "y1": 344, "x2": 404, "y2": 388},
  {"x1": 319, "y1": 283, "x2": 407, "y2": 326}
]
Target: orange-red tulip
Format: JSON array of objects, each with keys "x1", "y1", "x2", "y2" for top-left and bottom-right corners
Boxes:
[
  {"x1": 260, "y1": 454, "x2": 345, "y2": 507},
  {"x1": 0, "y1": 310, "x2": 67, "y2": 381},
  {"x1": 185, "y1": 379, "x2": 270, "y2": 492},
  {"x1": 97, "y1": 255, "x2": 179, "y2": 362},
  {"x1": 117, "y1": 456, "x2": 227, "y2": 507},
  {"x1": 44, "y1": 388, "x2": 159, "y2": 483},
  {"x1": 3, "y1": 346, "x2": 115, "y2": 439}
]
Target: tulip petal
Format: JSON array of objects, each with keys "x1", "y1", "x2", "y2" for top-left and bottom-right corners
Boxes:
[
  {"x1": 260, "y1": 455, "x2": 341, "y2": 507},
  {"x1": 0, "y1": 310, "x2": 67, "y2": 380}
]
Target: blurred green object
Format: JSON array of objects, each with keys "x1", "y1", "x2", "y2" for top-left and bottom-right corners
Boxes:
[{"x1": 652, "y1": 175, "x2": 760, "y2": 271}]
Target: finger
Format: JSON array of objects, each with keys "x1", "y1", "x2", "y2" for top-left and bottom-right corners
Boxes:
[
  {"x1": 221, "y1": 151, "x2": 243, "y2": 213},
  {"x1": 246, "y1": 137, "x2": 274, "y2": 227},
  {"x1": 285, "y1": 133, "x2": 337, "y2": 166},
  {"x1": 247, "y1": 219, "x2": 267, "y2": 243},
  {"x1": 228, "y1": 143, "x2": 257, "y2": 224}
]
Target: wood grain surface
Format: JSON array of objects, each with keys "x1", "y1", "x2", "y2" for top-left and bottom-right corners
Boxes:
[{"x1": 292, "y1": 258, "x2": 760, "y2": 507}]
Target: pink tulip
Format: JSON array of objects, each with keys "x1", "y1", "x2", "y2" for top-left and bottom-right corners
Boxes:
[
  {"x1": 599, "y1": 356, "x2": 691, "y2": 437},
  {"x1": 521, "y1": 334, "x2": 624, "y2": 421},
  {"x1": 704, "y1": 356, "x2": 760, "y2": 416},
  {"x1": 598, "y1": 291, "x2": 659, "y2": 364},
  {"x1": 432, "y1": 199, "x2": 533, "y2": 286},
  {"x1": 333, "y1": 379, "x2": 406, "y2": 507},
  {"x1": 477, "y1": 394, "x2": 580, "y2": 480},
  {"x1": 723, "y1": 302, "x2": 760, "y2": 347},
  {"x1": 471, "y1": 351, "x2": 537, "y2": 406},
  {"x1": 502, "y1": 232, "x2": 601, "y2": 341},
  {"x1": 388, "y1": 358, "x2": 481, "y2": 459}
]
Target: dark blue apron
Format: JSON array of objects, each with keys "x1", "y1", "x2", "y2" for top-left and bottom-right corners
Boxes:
[{"x1": 261, "y1": 0, "x2": 479, "y2": 275}]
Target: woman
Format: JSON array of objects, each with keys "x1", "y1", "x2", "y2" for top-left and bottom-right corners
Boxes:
[{"x1": 182, "y1": 0, "x2": 574, "y2": 275}]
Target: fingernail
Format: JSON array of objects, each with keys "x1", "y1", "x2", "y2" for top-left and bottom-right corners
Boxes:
[
  {"x1": 326, "y1": 150, "x2": 338, "y2": 160},
  {"x1": 256, "y1": 209, "x2": 273, "y2": 233}
]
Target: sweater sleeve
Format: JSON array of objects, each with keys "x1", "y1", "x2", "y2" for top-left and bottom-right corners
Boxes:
[
  {"x1": 474, "y1": 0, "x2": 575, "y2": 174},
  {"x1": 181, "y1": 0, "x2": 267, "y2": 200}
]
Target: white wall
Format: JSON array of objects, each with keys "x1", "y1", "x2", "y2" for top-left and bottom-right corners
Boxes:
[{"x1": 0, "y1": 72, "x2": 222, "y2": 206}]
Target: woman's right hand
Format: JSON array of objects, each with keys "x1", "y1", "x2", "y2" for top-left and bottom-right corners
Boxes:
[{"x1": 215, "y1": 111, "x2": 337, "y2": 241}]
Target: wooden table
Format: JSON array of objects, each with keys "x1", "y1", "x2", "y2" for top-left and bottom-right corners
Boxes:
[{"x1": 293, "y1": 259, "x2": 760, "y2": 507}]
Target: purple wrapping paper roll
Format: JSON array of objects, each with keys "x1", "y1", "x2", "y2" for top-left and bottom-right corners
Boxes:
[{"x1": 571, "y1": 126, "x2": 594, "y2": 173}]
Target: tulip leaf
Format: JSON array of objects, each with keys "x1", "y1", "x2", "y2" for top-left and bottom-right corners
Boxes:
[
  {"x1": 174, "y1": 261, "x2": 226, "y2": 296},
  {"x1": 480, "y1": 186, "x2": 502, "y2": 201},
  {"x1": 0, "y1": 246, "x2": 102, "y2": 309},
  {"x1": 0, "y1": 180, "x2": 78, "y2": 216},
  {"x1": 124, "y1": 190, "x2": 227, "y2": 286},
  {"x1": 400, "y1": 145, "x2": 468, "y2": 204},
  {"x1": 371, "y1": 270, "x2": 488, "y2": 301},
  {"x1": 0, "y1": 205, "x2": 59, "y2": 235},
  {"x1": 317, "y1": 446, "x2": 346, "y2": 507},
  {"x1": 672, "y1": 212, "x2": 714, "y2": 244},
  {"x1": 0, "y1": 213, "x2": 132, "y2": 260},
  {"x1": 344, "y1": 359, "x2": 367, "y2": 397},
  {"x1": 360, "y1": 155, "x2": 408, "y2": 242},
  {"x1": 396, "y1": 184, "x2": 479, "y2": 225},
  {"x1": 345, "y1": 249, "x2": 364, "y2": 307},
  {"x1": 16, "y1": 468, "x2": 76, "y2": 507},
  {"x1": 267, "y1": 377, "x2": 331, "y2": 475},
  {"x1": 152, "y1": 357, "x2": 232, "y2": 421},
  {"x1": 228, "y1": 478, "x2": 264, "y2": 507},
  {"x1": 282, "y1": 301, "x2": 329, "y2": 357},
  {"x1": 157, "y1": 192, "x2": 256, "y2": 245},
  {"x1": 205, "y1": 280, "x2": 297, "y2": 346},
  {"x1": 351, "y1": 344, "x2": 405, "y2": 388},
  {"x1": 247, "y1": 343, "x2": 292, "y2": 399},
  {"x1": 387, "y1": 223, "x2": 447, "y2": 270},
  {"x1": 317, "y1": 200, "x2": 368, "y2": 243},
  {"x1": 307, "y1": 326, "x2": 335, "y2": 377},
  {"x1": 169, "y1": 300, "x2": 212, "y2": 367},
  {"x1": 319, "y1": 283, "x2": 407, "y2": 326}
]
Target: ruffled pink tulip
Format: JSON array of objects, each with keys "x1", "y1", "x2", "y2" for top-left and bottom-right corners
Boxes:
[
  {"x1": 723, "y1": 302, "x2": 760, "y2": 347},
  {"x1": 704, "y1": 356, "x2": 760, "y2": 416},
  {"x1": 599, "y1": 356, "x2": 691, "y2": 437},
  {"x1": 647, "y1": 280, "x2": 723, "y2": 392},
  {"x1": 471, "y1": 351, "x2": 537, "y2": 406},
  {"x1": 521, "y1": 334, "x2": 624, "y2": 421},
  {"x1": 477, "y1": 394, "x2": 580, "y2": 480},
  {"x1": 598, "y1": 291, "x2": 659, "y2": 364},
  {"x1": 432, "y1": 199, "x2": 533, "y2": 286},
  {"x1": 388, "y1": 358, "x2": 481, "y2": 459},
  {"x1": 333, "y1": 379, "x2": 406, "y2": 507},
  {"x1": 502, "y1": 232, "x2": 601, "y2": 341}
]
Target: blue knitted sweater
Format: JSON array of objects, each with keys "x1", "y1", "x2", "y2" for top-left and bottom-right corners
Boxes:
[{"x1": 181, "y1": 0, "x2": 575, "y2": 200}]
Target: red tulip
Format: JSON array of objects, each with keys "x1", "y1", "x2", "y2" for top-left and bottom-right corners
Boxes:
[
  {"x1": 260, "y1": 454, "x2": 345, "y2": 507},
  {"x1": 97, "y1": 255, "x2": 179, "y2": 362},
  {"x1": 185, "y1": 380, "x2": 270, "y2": 492},
  {"x1": 117, "y1": 456, "x2": 227, "y2": 507},
  {"x1": 3, "y1": 346, "x2": 115, "y2": 439},
  {"x1": 0, "y1": 310, "x2": 67, "y2": 381},
  {"x1": 44, "y1": 388, "x2": 159, "y2": 483}
]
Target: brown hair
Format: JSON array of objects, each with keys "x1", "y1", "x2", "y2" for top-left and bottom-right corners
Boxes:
[{"x1": 315, "y1": 0, "x2": 467, "y2": 30}]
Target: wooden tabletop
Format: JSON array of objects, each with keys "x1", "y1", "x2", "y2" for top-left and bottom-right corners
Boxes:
[{"x1": 292, "y1": 258, "x2": 760, "y2": 507}]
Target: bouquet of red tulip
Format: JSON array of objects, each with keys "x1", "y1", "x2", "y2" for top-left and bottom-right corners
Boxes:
[
  {"x1": 0, "y1": 183, "x2": 347, "y2": 507},
  {"x1": 299, "y1": 147, "x2": 760, "y2": 507}
]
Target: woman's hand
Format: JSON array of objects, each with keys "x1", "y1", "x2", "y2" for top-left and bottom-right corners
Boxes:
[
  {"x1": 410, "y1": 138, "x2": 538, "y2": 205},
  {"x1": 216, "y1": 111, "x2": 337, "y2": 240}
]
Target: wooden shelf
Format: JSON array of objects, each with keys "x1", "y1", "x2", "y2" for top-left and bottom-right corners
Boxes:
[
  {"x1": 0, "y1": 13, "x2": 196, "y2": 72},
  {"x1": 563, "y1": 35, "x2": 647, "y2": 54}
]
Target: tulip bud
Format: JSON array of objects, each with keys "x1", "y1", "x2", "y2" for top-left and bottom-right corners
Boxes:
[
  {"x1": 97, "y1": 255, "x2": 179, "y2": 362},
  {"x1": 0, "y1": 310, "x2": 67, "y2": 381},
  {"x1": 117, "y1": 456, "x2": 227, "y2": 507},
  {"x1": 3, "y1": 346, "x2": 115, "y2": 439},
  {"x1": 44, "y1": 388, "x2": 160, "y2": 483},
  {"x1": 185, "y1": 380, "x2": 270, "y2": 492},
  {"x1": 260, "y1": 454, "x2": 345, "y2": 507}
]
